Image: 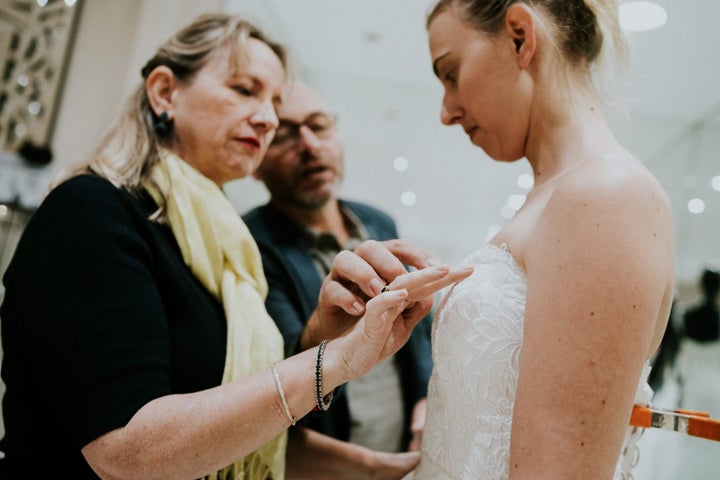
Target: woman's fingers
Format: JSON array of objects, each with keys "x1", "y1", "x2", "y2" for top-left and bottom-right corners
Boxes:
[
  {"x1": 327, "y1": 252, "x2": 473, "y2": 312},
  {"x1": 330, "y1": 239, "x2": 471, "y2": 298},
  {"x1": 353, "y1": 240, "x2": 410, "y2": 286},
  {"x1": 398, "y1": 299, "x2": 433, "y2": 328},
  {"x1": 339, "y1": 289, "x2": 409, "y2": 379},
  {"x1": 318, "y1": 276, "x2": 366, "y2": 316},
  {"x1": 386, "y1": 264, "x2": 474, "y2": 302},
  {"x1": 363, "y1": 289, "x2": 409, "y2": 340},
  {"x1": 351, "y1": 238, "x2": 449, "y2": 284},
  {"x1": 379, "y1": 239, "x2": 443, "y2": 270},
  {"x1": 324, "y1": 240, "x2": 473, "y2": 323},
  {"x1": 366, "y1": 450, "x2": 421, "y2": 479},
  {"x1": 329, "y1": 249, "x2": 387, "y2": 299}
]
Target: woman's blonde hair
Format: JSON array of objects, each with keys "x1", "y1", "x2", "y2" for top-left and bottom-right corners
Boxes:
[
  {"x1": 427, "y1": 0, "x2": 628, "y2": 99},
  {"x1": 54, "y1": 13, "x2": 288, "y2": 194}
]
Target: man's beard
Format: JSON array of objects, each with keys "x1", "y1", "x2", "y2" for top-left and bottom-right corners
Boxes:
[
  {"x1": 291, "y1": 182, "x2": 336, "y2": 210},
  {"x1": 291, "y1": 152, "x2": 343, "y2": 210}
]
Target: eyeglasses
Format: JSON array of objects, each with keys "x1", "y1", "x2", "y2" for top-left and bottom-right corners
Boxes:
[{"x1": 269, "y1": 112, "x2": 337, "y2": 152}]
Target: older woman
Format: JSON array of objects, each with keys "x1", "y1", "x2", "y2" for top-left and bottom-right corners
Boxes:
[{"x1": 0, "y1": 13, "x2": 470, "y2": 480}]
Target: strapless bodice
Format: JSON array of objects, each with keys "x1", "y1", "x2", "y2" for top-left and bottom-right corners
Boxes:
[{"x1": 410, "y1": 243, "x2": 652, "y2": 479}]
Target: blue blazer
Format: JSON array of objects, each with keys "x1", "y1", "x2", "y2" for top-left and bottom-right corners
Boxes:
[{"x1": 243, "y1": 200, "x2": 433, "y2": 447}]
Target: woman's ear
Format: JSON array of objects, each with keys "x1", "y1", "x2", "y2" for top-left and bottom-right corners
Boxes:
[
  {"x1": 145, "y1": 66, "x2": 178, "y2": 118},
  {"x1": 505, "y1": 5, "x2": 537, "y2": 69}
]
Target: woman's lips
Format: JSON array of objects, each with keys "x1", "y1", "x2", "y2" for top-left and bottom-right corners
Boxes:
[{"x1": 238, "y1": 137, "x2": 260, "y2": 150}]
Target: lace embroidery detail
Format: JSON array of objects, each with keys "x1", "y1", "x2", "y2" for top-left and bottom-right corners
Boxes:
[{"x1": 412, "y1": 243, "x2": 652, "y2": 480}]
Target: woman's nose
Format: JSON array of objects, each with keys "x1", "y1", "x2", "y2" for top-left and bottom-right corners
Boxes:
[
  {"x1": 440, "y1": 96, "x2": 462, "y2": 126},
  {"x1": 251, "y1": 100, "x2": 279, "y2": 133}
]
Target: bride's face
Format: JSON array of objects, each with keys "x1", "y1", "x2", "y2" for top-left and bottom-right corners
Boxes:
[{"x1": 427, "y1": 8, "x2": 533, "y2": 162}]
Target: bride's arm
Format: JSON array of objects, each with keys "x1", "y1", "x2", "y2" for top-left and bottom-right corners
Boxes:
[{"x1": 508, "y1": 176, "x2": 674, "y2": 479}]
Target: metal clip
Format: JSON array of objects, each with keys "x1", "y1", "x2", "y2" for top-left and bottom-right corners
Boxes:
[{"x1": 630, "y1": 406, "x2": 720, "y2": 442}]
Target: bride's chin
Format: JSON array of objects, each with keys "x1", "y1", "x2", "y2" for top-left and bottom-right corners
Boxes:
[{"x1": 484, "y1": 148, "x2": 524, "y2": 163}]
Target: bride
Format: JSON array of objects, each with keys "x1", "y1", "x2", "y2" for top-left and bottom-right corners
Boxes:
[{"x1": 407, "y1": 0, "x2": 675, "y2": 478}]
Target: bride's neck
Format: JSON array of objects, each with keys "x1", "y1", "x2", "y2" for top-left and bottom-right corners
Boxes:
[{"x1": 525, "y1": 98, "x2": 618, "y2": 188}]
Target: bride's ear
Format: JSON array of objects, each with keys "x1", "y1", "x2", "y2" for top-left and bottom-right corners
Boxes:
[{"x1": 505, "y1": 5, "x2": 537, "y2": 69}]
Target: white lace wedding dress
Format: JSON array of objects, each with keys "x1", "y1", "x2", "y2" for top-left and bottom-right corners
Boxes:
[{"x1": 408, "y1": 243, "x2": 652, "y2": 480}]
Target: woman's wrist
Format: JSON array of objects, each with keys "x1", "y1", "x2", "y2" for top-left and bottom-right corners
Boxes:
[
  {"x1": 299, "y1": 311, "x2": 325, "y2": 351},
  {"x1": 314, "y1": 338, "x2": 355, "y2": 393}
]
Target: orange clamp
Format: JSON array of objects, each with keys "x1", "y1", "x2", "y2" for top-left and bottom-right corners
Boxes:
[{"x1": 630, "y1": 405, "x2": 720, "y2": 442}]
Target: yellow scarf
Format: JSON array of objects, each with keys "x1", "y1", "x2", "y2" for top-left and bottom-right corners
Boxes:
[{"x1": 144, "y1": 150, "x2": 286, "y2": 480}]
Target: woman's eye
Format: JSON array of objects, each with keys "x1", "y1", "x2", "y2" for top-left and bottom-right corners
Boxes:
[
  {"x1": 233, "y1": 85, "x2": 253, "y2": 96},
  {"x1": 444, "y1": 71, "x2": 456, "y2": 84}
]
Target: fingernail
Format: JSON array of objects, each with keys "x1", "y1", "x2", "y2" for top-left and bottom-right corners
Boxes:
[
  {"x1": 370, "y1": 278, "x2": 385, "y2": 295},
  {"x1": 425, "y1": 257, "x2": 441, "y2": 267},
  {"x1": 351, "y1": 301, "x2": 365, "y2": 314}
]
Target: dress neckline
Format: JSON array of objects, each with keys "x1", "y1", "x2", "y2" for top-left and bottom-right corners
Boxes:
[{"x1": 484, "y1": 242, "x2": 526, "y2": 276}]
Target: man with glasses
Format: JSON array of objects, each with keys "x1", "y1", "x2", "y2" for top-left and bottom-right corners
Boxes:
[{"x1": 243, "y1": 83, "x2": 432, "y2": 457}]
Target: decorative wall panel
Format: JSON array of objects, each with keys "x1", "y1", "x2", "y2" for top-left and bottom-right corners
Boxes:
[{"x1": 0, "y1": 0, "x2": 82, "y2": 151}]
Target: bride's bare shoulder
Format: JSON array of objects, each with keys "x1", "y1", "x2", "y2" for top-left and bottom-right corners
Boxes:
[{"x1": 551, "y1": 153, "x2": 671, "y2": 216}]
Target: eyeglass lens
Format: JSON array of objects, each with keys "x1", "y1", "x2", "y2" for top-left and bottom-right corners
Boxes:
[{"x1": 271, "y1": 112, "x2": 336, "y2": 148}]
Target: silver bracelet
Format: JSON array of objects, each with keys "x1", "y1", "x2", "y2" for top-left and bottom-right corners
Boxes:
[
  {"x1": 272, "y1": 363, "x2": 296, "y2": 426},
  {"x1": 315, "y1": 340, "x2": 334, "y2": 411}
]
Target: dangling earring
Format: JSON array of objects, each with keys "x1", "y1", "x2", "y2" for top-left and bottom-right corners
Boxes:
[{"x1": 154, "y1": 111, "x2": 171, "y2": 135}]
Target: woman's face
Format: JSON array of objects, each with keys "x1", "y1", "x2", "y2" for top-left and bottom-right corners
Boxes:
[
  {"x1": 428, "y1": 9, "x2": 533, "y2": 162},
  {"x1": 170, "y1": 38, "x2": 285, "y2": 185}
]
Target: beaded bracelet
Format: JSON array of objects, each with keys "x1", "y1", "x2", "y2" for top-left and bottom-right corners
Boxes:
[
  {"x1": 315, "y1": 340, "x2": 334, "y2": 411},
  {"x1": 272, "y1": 363, "x2": 296, "y2": 426}
]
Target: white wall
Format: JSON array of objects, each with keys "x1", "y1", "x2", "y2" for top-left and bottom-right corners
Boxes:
[{"x1": 52, "y1": 0, "x2": 223, "y2": 172}]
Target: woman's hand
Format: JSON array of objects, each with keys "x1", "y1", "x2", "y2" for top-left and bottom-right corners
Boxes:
[
  {"x1": 301, "y1": 239, "x2": 472, "y2": 350},
  {"x1": 328, "y1": 262, "x2": 470, "y2": 381},
  {"x1": 407, "y1": 398, "x2": 427, "y2": 452},
  {"x1": 286, "y1": 426, "x2": 420, "y2": 480},
  {"x1": 362, "y1": 451, "x2": 421, "y2": 480}
]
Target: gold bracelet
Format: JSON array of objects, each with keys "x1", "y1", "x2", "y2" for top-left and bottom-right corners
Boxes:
[{"x1": 272, "y1": 363, "x2": 296, "y2": 426}]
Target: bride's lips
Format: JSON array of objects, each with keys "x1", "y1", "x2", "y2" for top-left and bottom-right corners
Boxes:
[{"x1": 464, "y1": 126, "x2": 478, "y2": 140}]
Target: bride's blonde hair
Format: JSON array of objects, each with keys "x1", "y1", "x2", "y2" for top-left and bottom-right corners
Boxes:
[{"x1": 426, "y1": 0, "x2": 628, "y2": 104}]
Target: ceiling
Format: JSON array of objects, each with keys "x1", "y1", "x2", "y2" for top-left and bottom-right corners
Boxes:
[{"x1": 222, "y1": 0, "x2": 720, "y2": 288}]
